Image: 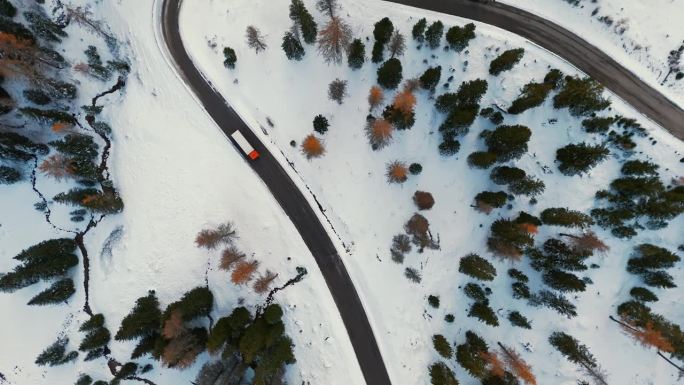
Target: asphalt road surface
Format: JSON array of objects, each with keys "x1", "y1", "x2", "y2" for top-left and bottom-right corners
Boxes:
[
  {"x1": 386, "y1": 0, "x2": 684, "y2": 140},
  {"x1": 160, "y1": 1, "x2": 393, "y2": 385}
]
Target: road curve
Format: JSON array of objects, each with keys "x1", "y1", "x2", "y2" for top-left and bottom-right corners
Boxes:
[
  {"x1": 385, "y1": 0, "x2": 684, "y2": 140},
  {"x1": 160, "y1": 1, "x2": 392, "y2": 384}
]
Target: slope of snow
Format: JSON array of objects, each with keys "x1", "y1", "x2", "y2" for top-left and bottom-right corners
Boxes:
[
  {"x1": 499, "y1": 0, "x2": 684, "y2": 108},
  {"x1": 0, "y1": 0, "x2": 364, "y2": 384},
  {"x1": 181, "y1": 0, "x2": 684, "y2": 384}
]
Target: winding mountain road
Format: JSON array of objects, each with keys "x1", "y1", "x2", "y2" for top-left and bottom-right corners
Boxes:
[
  {"x1": 387, "y1": 0, "x2": 684, "y2": 139},
  {"x1": 159, "y1": 1, "x2": 392, "y2": 385},
  {"x1": 161, "y1": 0, "x2": 683, "y2": 385}
]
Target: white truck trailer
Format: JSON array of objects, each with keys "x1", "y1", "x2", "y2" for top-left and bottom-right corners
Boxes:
[{"x1": 230, "y1": 130, "x2": 260, "y2": 160}]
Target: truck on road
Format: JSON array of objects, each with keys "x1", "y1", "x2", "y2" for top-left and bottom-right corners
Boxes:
[{"x1": 231, "y1": 130, "x2": 260, "y2": 160}]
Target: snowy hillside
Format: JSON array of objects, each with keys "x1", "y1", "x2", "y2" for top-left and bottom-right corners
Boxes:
[
  {"x1": 0, "y1": 0, "x2": 362, "y2": 384},
  {"x1": 499, "y1": 0, "x2": 684, "y2": 108},
  {"x1": 181, "y1": 0, "x2": 684, "y2": 384}
]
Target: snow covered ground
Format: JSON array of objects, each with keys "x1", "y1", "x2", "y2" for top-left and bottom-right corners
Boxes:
[
  {"x1": 181, "y1": 0, "x2": 684, "y2": 384},
  {"x1": 499, "y1": 0, "x2": 684, "y2": 108},
  {"x1": 0, "y1": 0, "x2": 363, "y2": 384}
]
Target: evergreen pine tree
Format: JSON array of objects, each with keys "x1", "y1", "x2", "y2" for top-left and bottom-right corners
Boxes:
[
  {"x1": 629, "y1": 286, "x2": 658, "y2": 302},
  {"x1": 429, "y1": 361, "x2": 458, "y2": 385},
  {"x1": 433, "y1": 334, "x2": 453, "y2": 358},
  {"x1": 458, "y1": 253, "x2": 496, "y2": 281},
  {"x1": 556, "y1": 143, "x2": 609, "y2": 175},
  {"x1": 373, "y1": 17, "x2": 394, "y2": 45},
  {"x1": 489, "y1": 48, "x2": 525, "y2": 76},
  {"x1": 377, "y1": 58, "x2": 403, "y2": 89},
  {"x1": 468, "y1": 301, "x2": 499, "y2": 326},
  {"x1": 487, "y1": 218, "x2": 534, "y2": 259},
  {"x1": 483, "y1": 125, "x2": 531, "y2": 162},
  {"x1": 548, "y1": 332, "x2": 597, "y2": 368},
  {"x1": 79, "y1": 314, "x2": 111, "y2": 361},
  {"x1": 27, "y1": 278, "x2": 75, "y2": 305},
  {"x1": 424, "y1": 21, "x2": 444, "y2": 49},
  {"x1": 282, "y1": 32, "x2": 305, "y2": 60},
  {"x1": 553, "y1": 76, "x2": 610, "y2": 116},
  {"x1": 347, "y1": 38, "x2": 365, "y2": 69},
  {"x1": 223, "y1": 47, "x2": 237, "y2": 68},
  {"x1": 540, "y1": 207, "x2": 594, "y2": 228},
  {"x1": 115, "y1": 291, "x2": 162, "y2": 341},
  {"x1": 419, "y1": 66, "x2": 441, "y2": 90},
  {"x1": 455, "y1": 331, "x2": 489, "y2": 379},
  {"x1": 313, "y1": 114, "x2": 329, "y2": 134},
  {"x1": 507, "y1": 311, "x2": 531, "y2": 329},
  {"x1": 542, "y1": 269, "x2": 587, "y2": 292},
  {"x1": 445, "y1": 23, "x2": 476, "y2": 52},
  {"x1": 289, "y1": 0, "x2": 317, "y2": 44},
  {"x1": 412, "y1": 18, "x2": 427, "y2": 42},
  {"x1": 35, "y1": 338, "x2": 78, "y2": 366},
  {"x1": 0, "y1": 0, "x2": 17, "y2": 18}
]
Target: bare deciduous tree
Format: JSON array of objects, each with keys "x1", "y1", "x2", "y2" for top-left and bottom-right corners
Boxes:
[
  {"x1": 368, "y1": 85, "x2": 384, "y2": 110},
  {"x1": 498, "y1": 343, "x2": 537, "y2": 385},
  {"x1": 388, "y1": 31, "x2": 406, "y2": 58},
  {"x1": 328, "y1": 78, "x2": 348, "y2": 104},
  {"x1": 386, "y1": 160, "x2": 408, "y2": 183},
  {"x1": 220, "y1": 246, "x2": 246, "y2": 271},
  {"x1": 195, "y1": 222, "x2": 237, "y2": 249},
  {"x1": 39, "y1": 154, "x2": 74, "y2": 181},
  {"x1": 246, "y1": 26, "x2": 267, "y2": 53},
  {"x1": 317, "y1": 17, "x2": 352, "y2": 64},
  {"x1": 365, "y1": 118, "x2": 394, "y2": 149},
  {"x1": 63, "y1": 5, "x2": 114, "y2": 41},
  {"x1": 231, "y1": 260, "x2": 259, "y2": 285},
  {"x1": 253, "y1": 270, "x2": 278, "y2": 294},
  {"x1": 316, "y1": 0, "x2": 339, "y2": 19}
]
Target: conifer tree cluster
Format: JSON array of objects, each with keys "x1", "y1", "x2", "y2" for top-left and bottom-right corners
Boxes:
[
  {"x1": 35, "y1": 337, "x2": 78, "y2": 367},
  {"x1": 627, "y1": 244, "x2": 680, "y2": 289},
  {"x1": 555, "y1": 143, "x2": 609, "y2": 175},
  {"x1": 79, "y1": 314, "x2": 111, "y2": 361},
  {"x1": 553, "y1": 75, "x2": 610, "y2": 116},
  {"x1": 490, "y1": 166, "x2": 545, "y2": 197},
  {"x1": 0, "y1": 238, "x2": 78, "y2": 300},
  {"x1": 445, "y1": 23, "x2": 476, "y2": 52},
  {"x1": 508, "y1": 69, "x2": 563, "y2": 114},
  {"x1": 486, "y1": 218, "x2": 534, "y2": 260},
  {"x1": 591, "y1": 161, "x2": 684, "y2": 237},
  {"x1": 435, "y1": 79, "x2": 488, "y2": 155},
  {"x1": 480, "y1": 125, "x2": 532, "y2": 163}
]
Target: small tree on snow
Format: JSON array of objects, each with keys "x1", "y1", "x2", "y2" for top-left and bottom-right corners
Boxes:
[
  {"x1": 316, "y1": 0, "x2": 339, "y2": 19},
  {"x1": 231, "y1": 260, "x2": 260, "y2": 285},
  {"x1": 313, "y1": 114, "x2": 329, "y2": 134},
  {"x1": 253, "y1": 270, "x2": 278, "y2": 294},
  {"x1": 223, "y1": 47, "x2": 237, "y2": 68},
  {"x1": 368, "y1": 85, "x2": 384, "y2": 110},
  {"x1": 196, "y1": 222, "x2": 237, "y2": 249},
  {"x1": 386, "y1": 161, "x2": 408, "y2": 183},
  {"x1": 301, "y1": 134, "x2": 325, "y2": 158},
  {"x1": 317, "y1": 17, "x2": 352, "y2": 64},
  {"x1": 220, "y1": 246, "x2": 246, "y2": 271},
  {"x1": 246, "y1": 26, "x2": 267, "y2": 53},
  {"x1": 282, "y1": 32, "x2": 305, "y2": 60},
  {"x1": 405, "y1": 267, "x2": 421, "y2": 283},
  {"x1": 366, "y1": 118, "x2": 394, "y2": 149},
  {"x1": 388, "y1": 31, "x2": 406, "y2": 58},
  {"x1": 328, "y1": 78, "x2": 348, "y2": 104}
]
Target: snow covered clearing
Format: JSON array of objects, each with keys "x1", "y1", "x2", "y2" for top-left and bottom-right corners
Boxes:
[
  {"x1": 499, "y1": 0, "x2": 684, "y2": 108},
  {"x1": 0, "y1": 0, "x2": 362, "y2": 384},
  {"x1": 181, "y1": 0, "x2": 684, "y2": 384}
]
